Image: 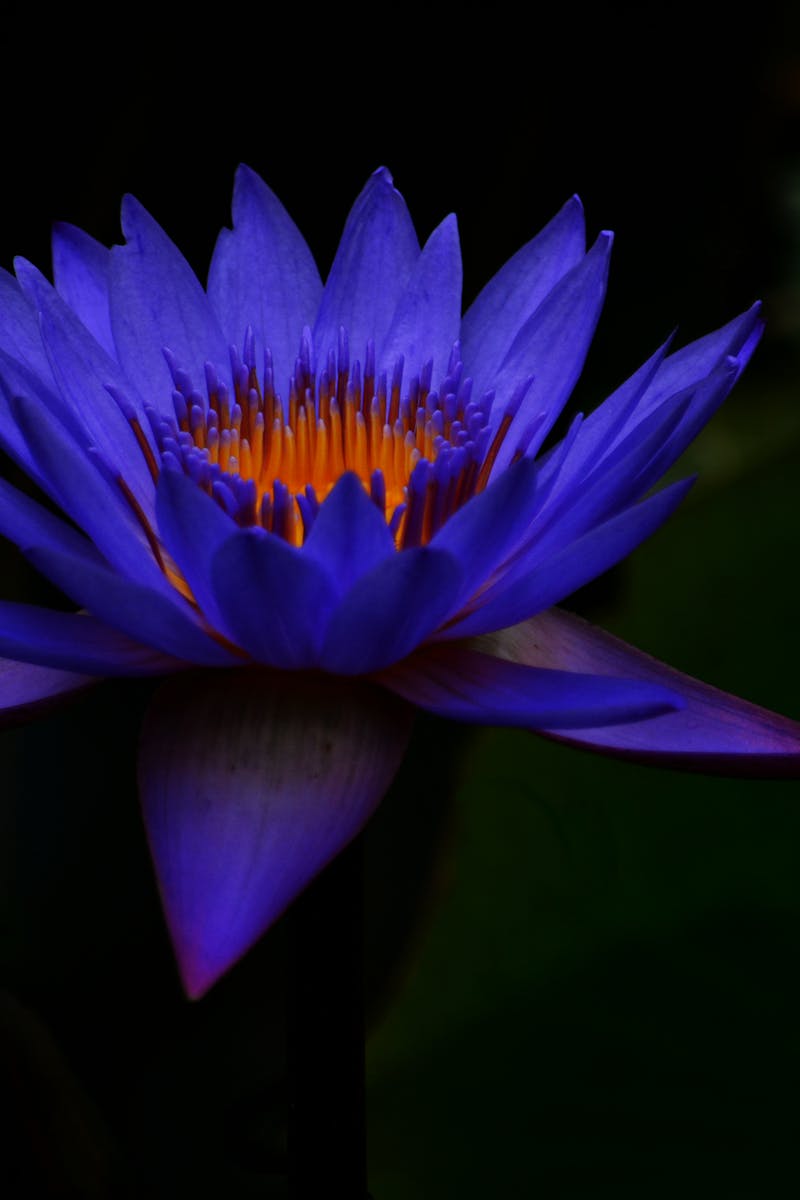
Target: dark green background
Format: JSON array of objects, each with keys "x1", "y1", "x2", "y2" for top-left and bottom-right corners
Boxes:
[{"x1": 1, "y1": 8, "x2": 800, "y2": 1196}]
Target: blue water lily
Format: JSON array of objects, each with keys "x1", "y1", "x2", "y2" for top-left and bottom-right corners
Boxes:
[{"x1": 0, "y1": 166, "x2": 797, "y2": 996}]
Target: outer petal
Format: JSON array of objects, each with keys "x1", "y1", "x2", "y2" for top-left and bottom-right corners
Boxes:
[
  {"x1": 0, "y1": 602, "x2": 176, "y2": 675},
  {"x1": 0, "y1": 656, "x2": 95, "y2": 726},
  {"x1": 139, "y1": 669, "x2": 413, "y2": 998},
  {"x1": 461, "y1": 195, "x2": 586, "y2": 397},
  {"x1": 376, "y1": 642, "x2": 681, "y2": 728},
  {"x1": 109, "y1": 196, "x2": 229, "y2": 409},
  {"x1": 479, "y1": 608, "x2": 800, "y2": 777},
  {"x1": 378, "y1": 213, "x2": 462, "y2": 384},
  {"x1": 207, "y1": 164, "x2": 322, "y2": 394},
  {"x1": 313, "y1": 168, "x2": 420, "y2": 363},
  {"x1": 51, "y1": 221, "x2": 115, "y2": 358}
]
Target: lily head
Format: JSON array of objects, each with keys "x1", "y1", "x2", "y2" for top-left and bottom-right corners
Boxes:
[{"x1": 0, "y1": 166, "x2": 796, "y2": 996}]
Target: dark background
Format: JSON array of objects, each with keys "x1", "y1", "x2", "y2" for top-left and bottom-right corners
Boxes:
[{"x1": 2, "y1": 8, "x2": 800, "y2": 1196}]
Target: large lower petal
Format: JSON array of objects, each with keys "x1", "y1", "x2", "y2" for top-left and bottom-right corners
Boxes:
[
  {"x1": 478, "y1": 608, "x2": 800, "y2": 776},
  {"x1": 376, "y1": 642, "x2": 682, "y2": 728},
  {"x1": 139, "y1": 669, "x2": 413, "y2": 998}
]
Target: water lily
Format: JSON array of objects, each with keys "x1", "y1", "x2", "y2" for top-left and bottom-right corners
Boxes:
[{"x1": 1, "y1": 166, "x2": 798, "y2": 998}]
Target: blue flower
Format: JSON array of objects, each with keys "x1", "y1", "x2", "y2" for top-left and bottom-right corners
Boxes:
[{"x1": 0, "y1": 166, "x2": 797, "y2": 996}]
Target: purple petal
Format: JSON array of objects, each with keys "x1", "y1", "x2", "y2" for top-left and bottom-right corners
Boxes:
[
  {"x1": 51, "y1": 222, "x2": 115, "y2": 358},
  {"x1": 303, "y1": 472, "x2": 395, "y2": 594},
  {"x1": 428, "y1": 457, "x2": 539, "y2": 609},
  {"x1": 0, "y1": 265, "x2": 54, "y2": 382},
  {"x1": 139, "y1": 669, "x2": 413, "y2": 997},
  {"x1": 109, "y1": 196, "x2": 229, "y2": 410},
  {"x1": 211, "y1": 529, "x2": 336, "y2": 668},
  {"x1": 378, "y1": 213, "x2": 462, "y2": 383},
  {"x1": 487, "y1": 231, "x2": 613, "y2": 474},
  {"x1": 320, "y1": 547, "x2": 463, "y2": 675},
  {"x1": 26, "y1": 545, "x2": 238, "y2": 667},
  {"x1": 376, "y1": 642, "x2": 681, "y2": 728},
  {"x1": 155, "y1": 470, "x2": 239, "y2": 636},
  {"x1": 10, "y1": 393, "x2": 169, "y2": 592},
  {"x1": 478, "y1": 608, "x2": 800, "y2": 777},
  {"x1": 0, "y1": 601, "x2": 176, "y2": 675},
  {"x1": 313, "y1": 168, "x2": 420, "y2": 363},
  {"x1": 443, "y1": 477, "x2": 693, "y2": 640},
  {"x1": 14, "y1": 258, "x2": 156, "y2": 511},
  {"x1": 461, "y1": 195, "x2": 586, "y2": 397},
  {"x1": 0, "y1": 656, "x2": 96, "y2": 727},
  {"x1": 207, "y1": 164, "x2": 322, "y2": 396},
  {"x1": 0, "y1": 476, "x2": 105, "y2": 562}
]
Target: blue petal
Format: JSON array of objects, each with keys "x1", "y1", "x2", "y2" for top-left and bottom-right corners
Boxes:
[
  {"x1": 313, "y1": 168, "x2": 420, "y2": 363},
  {"x1": 303, "y1": 472, "x2": 395, "y2": 594},
  {"x1": 207, "y1": 164, "x2": 323, "y2": 396},
  {"x1": 461, "y1": 195, "x2": 586, "y2": 397},
  {"x1": 15, "y1": 259, "x2": 156, "y2": 511},
  {"x1": 376, "y1": 642, "x2": 681, "y2": 729},
  {"x1": 479, "y1": 608, "x2": 800, "y2": 777},
  {"x1": 0, "y1": 601, "x2": 176, "y2": 675},
  {"x1": 26, "y1": 545, "x2": 239, "y2": 667},
  {"x1": 320, "y1": 547, "x2": 463, "y2": 675},
  {"x1": 378, "y1": 213, "x2": 462, "y2": 384},
  {"x1": 444, "y1": 477, "x2": 694, "y2": 639},
  {"x1": 10, "y1": 394, "x2": 169, "y2": 592},
  {"x1": 428, "y1": 457, "x2": 539, "y2": 610},
  {"x1": 0, "y1": 265, "x2": 54, "y2": 382},
  {"x1": 0, "y1": 476, "x2": 105, "y2": 562},
  {"x1": 155, "y1": 470, "x2": 240, "y2": 635},
  {"x1": 139, "y1": 670, "x2": 413, "y2": 997},
  {"x1": 51, "y1": 222, "x2": 115, "y2": 358},
  {"x1": 211, "y1": 529, "x2": 336, "y2": 668},
  {"x1": 109, "y1": 196, "x2": 229, "y2": 410},
  {"x1": 487, "y1": 231, "x2": 613, "y2": 474},
  {"x1": 0, "y1": 655, "x2": 95, "y2": 725}
]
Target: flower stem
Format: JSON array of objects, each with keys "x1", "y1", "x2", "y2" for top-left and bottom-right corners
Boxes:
[{"x1": 287, "y1": 832, "x2": 368, "y2": 1198}]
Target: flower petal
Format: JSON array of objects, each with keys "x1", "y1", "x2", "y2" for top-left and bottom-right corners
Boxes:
[
  {"x1": 487, "y1": 231, "x2": 613, "y2": 473},
  {"x1": 443, "y1": 477, "x2": 694, "y2": 639},
  {"x1": 0, "y1": 656, "x2": 96, "y2": 726},
  {"x1": 25, "y1": 544, "x2": 238, "y2": 667},
  {"x1": 211, "y1": 529, "x2": 336, "y2": 668},
  {"x1": 139, "y1": 669, "x2": 413, "y2": 997},
  {"x1": 378, "y1": 213, "x2": 462, "y2": 384},
  {"x1": 0, "y1": 476, "x2": 105, "y2": 562},
  {"x1": 51, "y1": 221, "x2": 115, "y2": 358},
  {"x1": 478, "y1": 608, "x2": 800, "y2": 777},
  {"x1": 207, "y1": 164, "x2": 322, "y2": 394},
  {"x1": 303, "y1": 472, "x2": 395, "y2": 594},
  {"x1": 109, "y1": 196, "x2": 229, "y2": 410},
  {"x1": 0, "y1": 601, "x2": 175, "y2": 675},
  {"x1": 376, "y1": 642, "x2": 681, "y2": 728},
  {"x1": 461, "y1": 195, "x2": 586, "y2": 397},
  {"x1": 313, "y1": 168, "x2": 420, "y2": 363},
  {"x1": 320, "y1": 547, "x2": 463, "y2": 675}
]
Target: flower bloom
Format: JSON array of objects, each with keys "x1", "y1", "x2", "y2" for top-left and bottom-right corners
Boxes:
[{"x1": 1, "y1": 166, "x2": 798, "y2": 996}]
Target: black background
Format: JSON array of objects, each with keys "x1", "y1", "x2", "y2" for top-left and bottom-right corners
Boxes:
[{"x1": 2, "y1": 7, "x2": 800, "y2": 1196}]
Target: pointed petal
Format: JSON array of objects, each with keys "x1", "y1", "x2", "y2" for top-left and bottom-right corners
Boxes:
[
  {"x1": 478, "y1": 608, "x2": 800, "y2": 777},
  {"x1": 0, "y1": 265, "x2": 54, "y2": 382},
  {"x1": 109, "y1": 196, "x2": 228, "y2": 409},
  {"x1": 313, "y1": 168, "x2": 420, "y2": 363},
  {"x1": 0, "y1": 475, "x2": 106, "y2": 562},
  {"x1": 211, "y1": 529, "x2": 336, "y2": 668},
  {"x1": 26, "y1": 545, "x2": 238, "y2": 667},
  {"x1": 0, "y1": 656, "x2": 96, "y2": 726},
  {"x1": 378, "y1": 213, "x2": 462, "y2": 383},
  {"x1": 487, "y1": 231, "x2": 613, "y2": 473},
  {"x1": 51, "y1": 221, "x2": 115, "y2": 358},
  {"x1": 443, "y1": 477, "x2": 693, "y2": 639},
  {"x1": 376, "y1": 642, "x2": 681, "y2": 728},
  {"x1": 0, "y1": 601, "x2": 175, "y2": 675},
  {"x1": 320, "y1": 547, "x2": 463, "y2": 675},
  {"x1": 461, "y1": 195, "x2": 586, "y2": 396},
  {"x1": 303, "y1": 472, "x2": 394, "y2": 594},
  {"x1": 139, "y1": 669, "x2": 413, "y2": 997},
  {"x1": 207, "y1": 164, "x2": 322, "y2": 395}
]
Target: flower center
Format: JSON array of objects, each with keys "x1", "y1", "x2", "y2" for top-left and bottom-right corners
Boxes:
[{"x1": 128, "y1": 327, "x2": 509, "y2": 550}]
